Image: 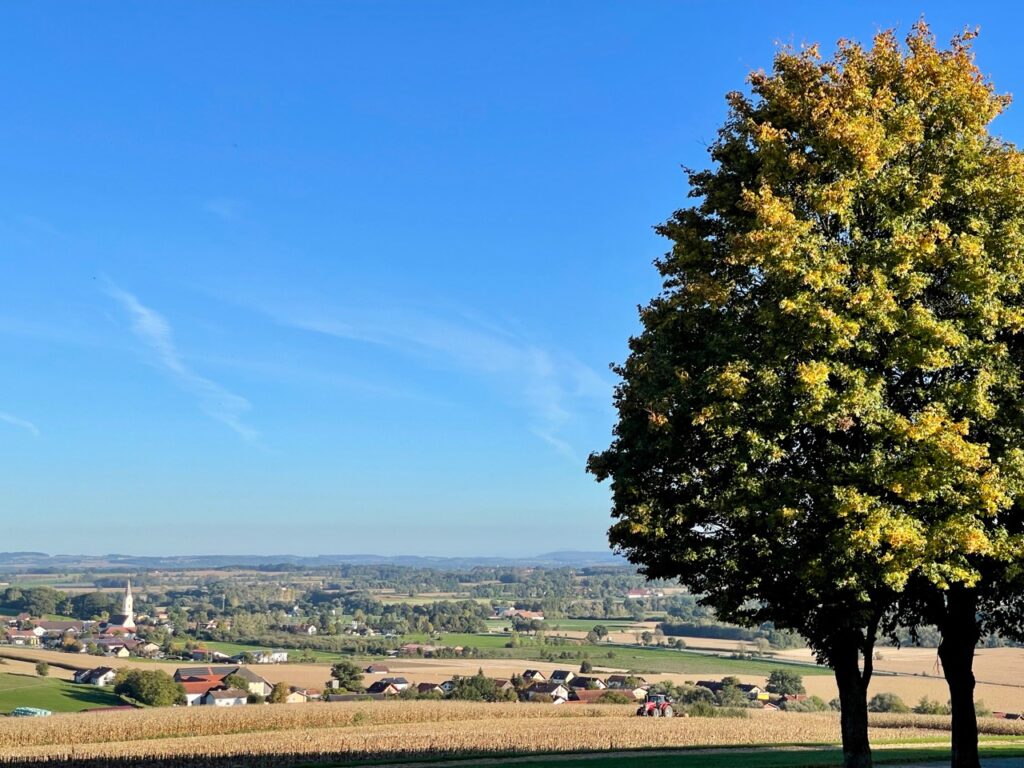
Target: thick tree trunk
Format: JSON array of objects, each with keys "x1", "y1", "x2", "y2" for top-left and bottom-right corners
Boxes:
[
  {"x1": 833, "y1": 639, "x2": 873, "y2": 768},
  {"x1": 938, "y1": 588, "x2": 981, "y2": 768}
]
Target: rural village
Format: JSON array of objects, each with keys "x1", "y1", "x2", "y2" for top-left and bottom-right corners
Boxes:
[{"x1": 1, "y1": 577, "x2": 808, "y2": 711}]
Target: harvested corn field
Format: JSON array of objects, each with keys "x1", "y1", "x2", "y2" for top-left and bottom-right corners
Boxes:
[{"x1": 0, "y1": 701, "x2": 1016, "y2": 767}]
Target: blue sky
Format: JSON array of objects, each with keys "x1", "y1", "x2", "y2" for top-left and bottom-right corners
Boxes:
[{"x1": 3, "y1": 2, "x2": 1022, "y2": 556}]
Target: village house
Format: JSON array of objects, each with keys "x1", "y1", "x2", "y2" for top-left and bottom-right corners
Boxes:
[
  {"x1": 136, "y1": 641, "x2": 162, "y2": 657},
  {"x1": 521, "y1": 669, "x2": 546, "y2": 683},
  {"x1": 73, "y1": 667, "x2": 117, "y2": 686},
  {"x1": 174, "y1": 666, "x2": 272, "y2": 699},
  {"x1": 3, "y1": 629, "x2": 40, "y2": 646},
  {"x1": 416, "y1": 682, "x2": 443, "y2": 695},
  {"x1": 568, "y1": 676, "x2": 607, "y2": 690},
  {"x1": 365, "y1": 681, "x2": 401, "y2": 696},
  {"x1": 202, "y1": 688, "x2": 249, "y2": 707},
  {"x1": 96, "y1": 636, "x2": 139, "y2": 657},
  {"x1": 514, "y1": 610, "x2": 544, "y2": 621},
  {"x1": 181, "y1": 680, "x2": 219, "y2": 706},
  {"x1": 284, "y1": 688, "x2": 320, "y2": 703},
  {"x1": 524, "y1": 682, "x2": 570, "y2": 702},
  {"x1": 378, "y1": 676, "x2": 410, "y2": 691},
  {"x1": 232, "y1": 649, "x2": 288, "y2": 664},
  {"x1": 626, "y1": 587, "x2": 664, "y2": 599},
  {"x1": 548, "y1": 670, "x2": 575, "y2": 685},
  {"x1": 568, "y1": 689, "x2": 611, "y2": 704},
  {"x1": 495, "y1": 607, "x2": 544, "y2": 621},
  {"x1": 399, "y1": 643, "x2": 445, "y2": 656},
  {"x1": 606, "y1": 674, "x2": 646, "y2": 689},
  {"x1": 190, "y1": 648, "x2": 233, "y2": 663},
  {"x1": 33, "y1": 620, "x2": 86, "y2": 638}
]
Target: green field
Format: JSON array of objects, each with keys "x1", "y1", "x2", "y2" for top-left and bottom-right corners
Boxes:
[
  {"x1": 401, "y1": 632, "x2": 514, "y2": 649},
  {"x1": 181, "y1": 641, "x2": 343, "y2": 662},
  {"x1": 0, "y1": 672, "x2": 125, "y2": 714},
  {"x1": 543, "y1": 619, "x2": 642, "y2": 632}
]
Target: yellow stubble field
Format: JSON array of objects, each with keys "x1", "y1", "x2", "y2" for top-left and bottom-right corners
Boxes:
[{"x1": 0, "y1": 701, "x2": 1013, "y2": 765}]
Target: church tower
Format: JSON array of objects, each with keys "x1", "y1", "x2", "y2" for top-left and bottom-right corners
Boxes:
[{"x1": 122, "y1": 579, "x2": 135, "y2": 630}]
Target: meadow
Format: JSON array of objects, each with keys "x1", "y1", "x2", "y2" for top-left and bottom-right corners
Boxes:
[
  {"x1": 0, "y1": 671, "x2": 123, "y2": 714},
  {"x1": 537, "y1": 619, "x2": 642, "y2": 632},
  {"x1": 2, "y1": 700, "x2": 1020, "y2": 766},
  {"x1": 192, "y1": 640, "x2": 342, "y2": 662}
]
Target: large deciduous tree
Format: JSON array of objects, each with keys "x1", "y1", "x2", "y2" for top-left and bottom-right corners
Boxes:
[
  {"x1": 330, "y1": 660, "x2": 366, "y2": 693},
  {"x1": 113, "y1": 669, "x2": 185, "y2": 707},
  {"x1": 589, "y1": 24, "x2": 1024, "y2": 768}
]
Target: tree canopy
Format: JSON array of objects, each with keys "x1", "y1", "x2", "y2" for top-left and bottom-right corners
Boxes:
[
  {"x1": 113, "y1": 669, "x2": 184, "y2": 707},
  {"x1": 330, "y1": 660, "x2": 366, "y2": 693},
  {"x1": 590, "y1": 21, "x2": 1024, "y2": 768},
  {"x1": 766, "y1": 669, "x2": 805, "y2": 696}
]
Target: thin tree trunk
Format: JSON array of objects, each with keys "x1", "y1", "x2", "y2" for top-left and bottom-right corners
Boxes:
[
  {"x1": 833, "y1": 639, "x2": 873, "y2": 768},
  {"x1": 938, "y1": 587, "x2": 980, "y2": 768}
]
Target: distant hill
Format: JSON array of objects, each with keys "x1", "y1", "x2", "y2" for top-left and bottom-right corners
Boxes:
[{"x1": 0, "y1": 549, "x2": 628, "y2": 572}]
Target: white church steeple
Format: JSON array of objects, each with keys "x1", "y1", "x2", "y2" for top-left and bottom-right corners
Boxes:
[
  {"x1": 123, "y1": 579, "x2": 134, "y2": 617},
  {"x1": 121, "y1": 579, "x2": 135, "y2": 630}
]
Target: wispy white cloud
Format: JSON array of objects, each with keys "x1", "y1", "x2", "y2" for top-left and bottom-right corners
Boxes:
[
  {"x1": 265, "y1": 304, "x2": 610, "y2": 462},
  {"x1": 203, "y1": 198, "x2": 244, "y2": 221},
  {"x1": 104, "y1": 281, "x2": 258, "y2": 441},
  {"x1": 0, "y1": 412, "x2": 39, "y2": 437}
]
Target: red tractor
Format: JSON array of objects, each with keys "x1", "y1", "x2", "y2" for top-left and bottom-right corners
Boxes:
[{"x1": 636, "y1": 692, "x2": 674, "y2": 717}]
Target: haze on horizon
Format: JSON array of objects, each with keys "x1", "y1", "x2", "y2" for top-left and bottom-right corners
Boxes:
[{"x1": 5, "y1": 2, "x2": 1024, "y2": 556}]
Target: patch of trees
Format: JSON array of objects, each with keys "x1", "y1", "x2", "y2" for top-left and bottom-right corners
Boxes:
[
  {"x1": 329, "y1": 660, "x2": 365, "y2": 693},
  {"x1": 766, "y1": 670, "x2": 806, "y2": 696},
  {"x1": 113, "y1": 669, "x2": 184, "y2": 707},
  {"x1": 446, "y1": 671, "x2": 517, "y2": 702}
]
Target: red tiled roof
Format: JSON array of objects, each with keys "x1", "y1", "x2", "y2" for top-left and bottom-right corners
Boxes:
[
  {"x1": 569, "y1": 690, "x2": 613, "y2": 703},
  {"x1": 179, "y1": 674, "x2": 224, "y2": 683},
  {"x1": 181, "y1": 681, "x2": 220, "y2": 695}
]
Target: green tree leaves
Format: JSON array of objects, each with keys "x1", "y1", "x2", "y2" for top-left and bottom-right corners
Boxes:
[{"x1": 590, "y1": 21, "x2": 1024, "y2": 768}]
